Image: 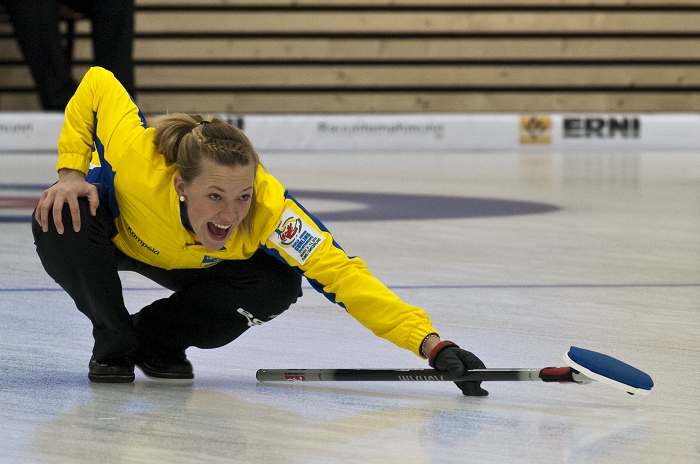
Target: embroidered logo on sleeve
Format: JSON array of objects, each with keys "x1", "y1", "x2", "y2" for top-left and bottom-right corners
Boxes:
[{"x1": 269, "y1": 208, "x2": 325, "y2": 263}]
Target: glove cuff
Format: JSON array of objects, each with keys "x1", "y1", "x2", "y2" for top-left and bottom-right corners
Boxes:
[{"x1": 428, "y1": 340, "x2": 458, "y2": 368}]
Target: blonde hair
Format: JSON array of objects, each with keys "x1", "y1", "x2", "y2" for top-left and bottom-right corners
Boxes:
[{"x1": 153, "y1": 113, "x2": 261, "y2": 237}]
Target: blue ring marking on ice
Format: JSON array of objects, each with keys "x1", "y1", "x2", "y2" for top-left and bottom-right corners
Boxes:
[
  {"x1": 290, "y1": 190, "x2": 559, "y2": 221},
  {"x1": 0, "y1": 186, "x2": 560, "y2": 222},
  {"x1": 0, "y1": 184, "x2": 48, "y2": 222}
]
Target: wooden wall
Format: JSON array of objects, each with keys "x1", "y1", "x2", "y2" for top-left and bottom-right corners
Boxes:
[{"x1": 2, "y1": 0, "x2": 700, "y2": 113}]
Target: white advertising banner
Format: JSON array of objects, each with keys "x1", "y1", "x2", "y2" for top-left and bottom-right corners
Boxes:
[
  {"x1": 241, "y1": 113, "x2": 700, "y2": 153},
  {"x1": 529, "y1": 114, "x2": 700, "y2": 152},
  {"x1": 0, "y1": 112, "x2": 64, "y2": 152},
  {"x1": 1, "y1": 111, "x2": 698, "y2": 153},
  {"x1": 240, "y1": 113, "x2": 520, "y2": 152}
]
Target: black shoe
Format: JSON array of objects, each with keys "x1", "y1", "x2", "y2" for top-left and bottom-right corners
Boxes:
[
  {"x1": 88, "y1": 356, "x2": 135, "y2": 383},
  {"x1": 135, "y1": 350, "x2": 194, "y2": 381}
]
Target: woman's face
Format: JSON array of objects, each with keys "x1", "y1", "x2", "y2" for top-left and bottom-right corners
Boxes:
[{"x1": 174, "y1": 158, "x2": 255, "y2": 251}]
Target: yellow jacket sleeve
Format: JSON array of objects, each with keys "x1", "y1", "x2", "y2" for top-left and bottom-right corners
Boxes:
[
  {"x1": 56, "y1": 66, "x2": 146, "y2": 175},
  {"x1": 263, "y1": 193, "x2": 438, "y2": 358}
]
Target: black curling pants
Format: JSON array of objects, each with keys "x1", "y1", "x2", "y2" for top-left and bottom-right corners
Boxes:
[{"x1": 32, "y1": 198, "x2": 302, "y2": 363}]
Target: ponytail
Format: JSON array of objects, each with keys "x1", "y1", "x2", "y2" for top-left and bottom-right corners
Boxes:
[{"x1": 153, "y1": 113, "x2": 208, "y2": 167}]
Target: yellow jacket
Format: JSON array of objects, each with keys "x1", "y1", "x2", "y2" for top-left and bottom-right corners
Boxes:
[{"x1": 56, "y1": 66, "x2": 438, "y2": 357}]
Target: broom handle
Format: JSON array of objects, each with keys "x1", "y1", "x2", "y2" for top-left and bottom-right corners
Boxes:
[{"x1": 256, "y1": 367, "x2": 590, "y2": 383}]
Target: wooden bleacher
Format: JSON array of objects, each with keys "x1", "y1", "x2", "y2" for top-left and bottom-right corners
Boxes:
[{"x1": 1, "y1": 0, "x2": 700, "y2": 114}]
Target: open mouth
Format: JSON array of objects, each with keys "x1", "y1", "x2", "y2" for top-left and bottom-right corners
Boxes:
[{"x1": 207, "y1": 222, "x2": 231, "y2": 240}]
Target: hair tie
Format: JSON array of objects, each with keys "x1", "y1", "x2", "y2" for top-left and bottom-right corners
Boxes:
[{"x1": 197, "y1": 120, "x2": 210, "y2": 127}]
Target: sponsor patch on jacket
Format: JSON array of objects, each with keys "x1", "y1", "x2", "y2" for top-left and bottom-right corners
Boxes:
[{"x1": 269, "y1": 209, "x2": 325, "y2": 263}]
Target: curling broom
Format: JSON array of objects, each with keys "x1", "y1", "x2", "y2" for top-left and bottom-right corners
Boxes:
[{"x1": 256, "y1": 346, "x2": 654, "y2": 395}]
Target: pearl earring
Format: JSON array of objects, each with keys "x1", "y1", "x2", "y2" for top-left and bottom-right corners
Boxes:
[{"x1": 179, "y1": 195, "x2": 186, "y2": 202}]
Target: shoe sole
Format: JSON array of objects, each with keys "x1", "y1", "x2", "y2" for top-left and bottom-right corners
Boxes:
[
  {"x1": 135, "y1": 363, "x2": 194, "y2": 382},
  {"x1": 88, "y1": 373, "x2": 135, "y2": 383}
]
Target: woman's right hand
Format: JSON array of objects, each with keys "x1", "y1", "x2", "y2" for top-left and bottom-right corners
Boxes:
[{"x1": 35, "y1": 169, "x2": 99, "y2": 234}]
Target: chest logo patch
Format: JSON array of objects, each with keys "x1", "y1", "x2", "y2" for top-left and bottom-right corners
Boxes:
[{"x1": 201, "y1": 255, "x2": 223, "y2": 267}]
